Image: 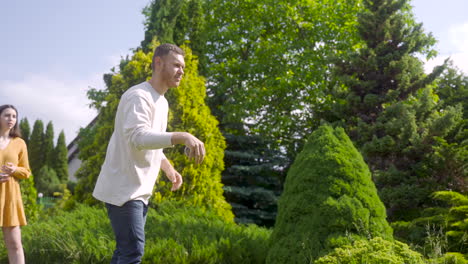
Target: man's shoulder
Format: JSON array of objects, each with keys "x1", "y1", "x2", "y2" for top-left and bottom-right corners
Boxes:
[{"x1": 123, "y1": 82, "x2": 152, "y2": 98}]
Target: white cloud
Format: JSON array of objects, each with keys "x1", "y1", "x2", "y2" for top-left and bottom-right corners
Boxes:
[
  {"x1": 423, "y1": 22, "x2": 468, "y2": 75},
  {"x1": 0, "y1": 73, "x2": 100, "y2": 144},
  {"x1": 421, "y1": 54, "x2": 468, "y2": 75},
  {"x1": 449, "y1": 22, "x2": 468, "y2": 52}
]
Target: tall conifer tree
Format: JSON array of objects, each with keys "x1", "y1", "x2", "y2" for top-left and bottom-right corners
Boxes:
[
  {"x1": 43, "y1": 121, "x2": 55, "y2": 167},
  {"x1": 19, "y1": 118, "x2": 31, "y2": 145},
  {"x1": 54, "y1": 131, "x2": 69, "y2": 183},
  {"x1": 29, "y1": 119, "x2": 45, "y2": 177}
]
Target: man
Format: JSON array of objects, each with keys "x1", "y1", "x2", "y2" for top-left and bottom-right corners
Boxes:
[{"x1": 93, "y1": 43, "x2": 205, "y2": 263}]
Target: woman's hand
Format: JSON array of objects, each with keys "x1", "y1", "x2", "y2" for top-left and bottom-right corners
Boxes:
[
  {"x1": 1, "y1": 162, "x2": 17, "y2": 175},
  {"x1": 0, "y1": 174, "x2": 10, "y2": 183}
]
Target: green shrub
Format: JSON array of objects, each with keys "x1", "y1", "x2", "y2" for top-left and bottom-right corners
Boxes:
[
  {"x1": 20, "y1": 174, "x2": 40, "y2": 223},
  {"x1": 392, "y1": 191, "x2": 468, "y2": 258},
  {"x1": 429, "y1": 252, "x2": 468, "y2": 264},
  {"x1": 314, "y1": 237, "x2": 426, "y2": 264},
  {"x1": 267, "y1": 125, "x2": 393, "y2": 263},
  {"x1": 0, "y1": 202, "x2": 269, "y2": 264},
  {"x1": 35, "y1": 165, "x2": 62, "y2": 196},
  {"x1": 144, "y1": 201, "x2": 270, "y2": 263}
]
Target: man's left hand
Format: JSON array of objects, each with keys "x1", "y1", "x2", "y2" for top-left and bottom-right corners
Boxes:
[{"x1": 166, "y1": 169, "x2": 183, "y2": 191}]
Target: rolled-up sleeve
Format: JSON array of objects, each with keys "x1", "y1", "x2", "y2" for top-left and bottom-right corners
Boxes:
[{"x1": 122, "y1": 92, "x2": 173, "y2": 150}]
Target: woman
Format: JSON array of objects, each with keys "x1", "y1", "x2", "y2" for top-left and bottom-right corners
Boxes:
[{"x1": 0, "y1": 104, "x2": 31, "y2": 264}]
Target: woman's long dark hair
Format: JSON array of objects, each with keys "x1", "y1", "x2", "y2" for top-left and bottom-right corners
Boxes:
[{"x1": 0, "y1": 104, "x2": 22, "y2": 138}]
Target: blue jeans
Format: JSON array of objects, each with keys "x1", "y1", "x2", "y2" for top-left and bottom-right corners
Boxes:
[{"x1": 106, "y1": 200, "x2": 148, "y2": 264}]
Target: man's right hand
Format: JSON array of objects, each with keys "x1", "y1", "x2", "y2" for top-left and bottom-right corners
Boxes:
[{"x1": 171, "y1": 132, "x2": 205, "y2": 164}]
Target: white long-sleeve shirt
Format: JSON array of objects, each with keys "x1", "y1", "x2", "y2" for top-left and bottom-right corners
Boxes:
[{"x1": 93, "y1": 81, "x2": 173, "y2": 206}]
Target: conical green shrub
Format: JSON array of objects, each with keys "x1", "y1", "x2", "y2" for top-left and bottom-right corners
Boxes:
[{"x1": 267, "y1": 125, "x2": 392, "y2": 263}]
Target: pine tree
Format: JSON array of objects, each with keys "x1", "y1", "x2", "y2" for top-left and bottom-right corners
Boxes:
[
  {"x1": 43, "y1": 121, "x2": 55, "y2": 167},
  {"x1": 54, "y1": 131, "x2": 69, "y2": 183},
  {"x1": 29, "y1": 119, "x2": 45, "y2": 177},
  {"x1": 19, "y1": 118, "x2": 31, "y2": 145},
  {"x1": 326, "y1": 0, "x2": 464, "y2": 220},
  {"x1": 267, "y1": 125, "x2": 392, "y2": 263},
  {"x1": 222, "y1": 133, "x2": 284, "y2": 226}
]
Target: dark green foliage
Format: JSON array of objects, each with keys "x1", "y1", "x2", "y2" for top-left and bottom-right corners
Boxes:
[
  {"x1": 19, "y1": 174, "x2": 39, "y2": 223},
  {"x1": 28, "y1": 119, "x2": 44, "y2": 177},
  {"x1": 141, "y1": 0, "x2": 185, "y2": 48},
  {"x1": 365, "y1": 88, "x2": 464, "y2": 220},
  {"x1": 436, "y1": 62, "x2": 468, "y2": 119},
  {"x1": 43, "y1": 121, "x2": 54, "y2": 167},
  {"x1": 53, "y1": 131, "x2": 69, "y2": 183},
  {"x1": 19, "y1": 118, "x2": 30, "y2": 145},
  {"x1": 314, "y1": 237, "x2": 425, "y2": 264},
  {"x1": 267, "y1": 125, "x2": 392, "y2": 263},
  {"x1": 23, "y1": 119, "x2": 70, "y2": 190},
  {"x1": 35, "y1": 166, "x2": 61, "y2": 196},
  {"x1": 141, "y1": 0, "x2": 205, "y2": 57},
  {"x1": 222, "y1": 133, "x2": 284, "y2": 227},
  {"x1": 0, "y1": 202, "x2": 270, "y2": 263}
]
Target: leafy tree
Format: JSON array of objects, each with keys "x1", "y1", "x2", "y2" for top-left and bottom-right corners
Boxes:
[
  {"x1": 28, "y1": 119, "x2": 44, "y2": 177},
  {"x1": 35, "y1": 166, "x2": 61, "y2": 196},
  {"x1": 54, "y1": 131, "x2": 69, "y2": 183},
  {"x1": 202, "y1": 0, "x2": 363, "y2": 162},
  {"x1": 323, "y1": 0, "x2": 465, "y2": 220},
  {"x1": 19, "y1": 118, "x2": 31, "y2": 145},
  {"x1": 43, "y1": 121, "x2": 55, "y2": 167},
  {"x1": 267, "y1": 125, "x2": 392, "y2": 263}
]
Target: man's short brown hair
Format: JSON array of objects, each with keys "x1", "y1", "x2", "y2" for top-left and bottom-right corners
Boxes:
[{"x1": 151, "y1": 44, "x2": 185, "y2": 71}]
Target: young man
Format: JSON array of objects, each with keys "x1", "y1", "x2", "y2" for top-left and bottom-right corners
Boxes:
[{"x1": 93, "y1": 43, "x2": 205, "y2": 263}]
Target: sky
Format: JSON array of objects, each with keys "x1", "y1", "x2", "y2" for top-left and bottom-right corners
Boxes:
[{"x1": 1, "y1": 0, "x2": 467, "y2": 145}]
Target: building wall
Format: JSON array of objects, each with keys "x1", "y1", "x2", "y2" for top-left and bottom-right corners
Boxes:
[{"x1": 68, "y1": 157, "x2": 81, "y2": 182}]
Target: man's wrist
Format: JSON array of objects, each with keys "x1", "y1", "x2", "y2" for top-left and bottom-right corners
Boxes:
[{"x1": 171, "y1": 132, "x2": 188, "y2": 145}]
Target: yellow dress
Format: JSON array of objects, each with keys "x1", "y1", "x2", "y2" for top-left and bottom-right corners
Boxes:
[{"x1": 0, "y1": 137, "x2": 31, "y2": 227}]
